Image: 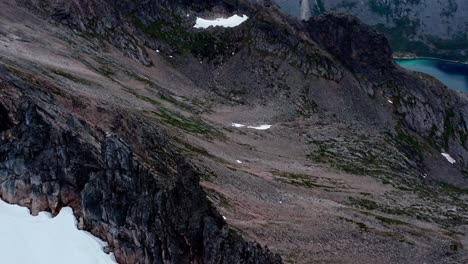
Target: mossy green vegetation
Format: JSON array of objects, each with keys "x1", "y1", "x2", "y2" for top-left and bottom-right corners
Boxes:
[
  {"x1": 134, "y1": 13, "x2": 232, "y2": 60},
  {"x1": 397, "y1": 133, "x2": 420, "y2": 150},
  {"x1": 151, "y1": 108, "x2": 218, "y2": 136},
  {"x1": 50, "y1": 69, "x2": 92, "y2": 85},
  {"x1": 375, "y1": 215, "x2": 409, "y2": 226},
  {"x1": 440, "y1": 183, "x2": 468, "y2": 196}
]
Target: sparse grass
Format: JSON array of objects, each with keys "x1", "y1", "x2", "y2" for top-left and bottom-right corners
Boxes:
[
  {"x1": 205, "y1": 189, "x2": 232, "y2": 209},
  {"x1": 339, "y1": 217, "x2": 369, "y2": 231},
  {"x1": 50, "y1": 69, "x2": 91, "y2": 85},
  {"x1": 375, "y1": 215, "x2": 409, "y2": 226},
  {"x1": 348, "y1": 197, "x2": 379, "y2": 210},
  {"x1": 151, "y1": 109, "x2": 218, "y2": 136},
  {"x1": 6, "y1": 66, "x2": 71, "y2": 97},
  {"x1": 78, "y1": 31, "x2": 98, "y2": 40},
  {"x1": 380, "y1": 231, "x2": 415, "y2": 245},
  {"x1": 273, "y1": 172, "x2": 335, "y2": 189},
  {"x1": 397, "y1": 132, "x2": 421, "y2": 152},
  {"x1": 98, "y1": 66, "x2": 115, "y2": 78},
  {"x1": 138, "y1": 95, "x2": 162, "y2": 106},
  {"x1": 440, "y1": 183, "x2": 468, "y2": 195},
  {"x1": 133, "y1": 14, "x2": 231, "y2": 59}
]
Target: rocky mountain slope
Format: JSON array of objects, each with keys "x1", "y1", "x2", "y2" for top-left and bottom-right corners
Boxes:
[
  {"x1": 274, "y1": 0, "x2": 468, "y2": 62},
  {"x1": 0, "y1": 0, "x2": 467, "y2": 263}
]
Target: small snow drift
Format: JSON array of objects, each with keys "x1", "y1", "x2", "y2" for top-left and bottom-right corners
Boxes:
[
  {"x1": 194, "y1": 15, "x2": 248, "y2": 29},
  {"x1": 441, "y1": 153, "x2": 456, "y2": 164},
  {"x1": 231, "y1": 123, "x2": 272, "y2": 130},
  {"x1": 232, "y1": 123, "x2": 245, "y2": 128},
  {"x1": 247, "y1": 125, "x2": 272, "y2": 130},
  {"x1": 0, "y1": 199, "x2": 116, "y2": 264}
]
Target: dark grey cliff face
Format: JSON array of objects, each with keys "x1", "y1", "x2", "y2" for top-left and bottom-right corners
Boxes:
[{"x1": 0, "y1": 66, "x2": 281, "y2": 263}]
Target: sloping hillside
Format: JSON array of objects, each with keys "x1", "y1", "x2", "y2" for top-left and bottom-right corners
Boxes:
[{"x1": 0, "y1": 0, "x2": 467, "y2": 263}]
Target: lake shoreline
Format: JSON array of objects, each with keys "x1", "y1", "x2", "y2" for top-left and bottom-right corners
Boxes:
[
  {"x1": 393, "y1": 56, "x2": 468, "y2": 65},
  {"x1": 395, "y1": 58, "x2": 468, "y2": 93}
]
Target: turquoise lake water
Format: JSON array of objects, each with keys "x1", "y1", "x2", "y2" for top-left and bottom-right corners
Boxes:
[{"x1": 396, "y1": 59, "x2": 468, "y2": 93}]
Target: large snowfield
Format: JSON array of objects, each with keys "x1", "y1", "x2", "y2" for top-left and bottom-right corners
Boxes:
[{"x1": 0, "y1": 199, "x2": 116, "y2": 264}]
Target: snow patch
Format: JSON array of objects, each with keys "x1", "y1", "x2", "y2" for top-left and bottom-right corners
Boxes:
[
  {"x1": 441, "y1": 153, "x2": 456, "y2": 164},
  {"x1": 194, "y1": 15, "x2": 248, "y2": 29},
  {"x1": 0, "y1": 199, "x2": 116, "y2": 264},
  {"x1": 247, "y1": 125, "x2": 272, "y2": 130},
  {"x1": 231, "y1": 123, "x2": 245, "y2": 128},
  {"x1": 231, "y1": 123, "x2": 272, "y2": 130}
]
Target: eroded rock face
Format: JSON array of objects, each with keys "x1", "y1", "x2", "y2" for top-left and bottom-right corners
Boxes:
[{"x1": 0, "y1": 66, "x2": 281, "y2": 263}]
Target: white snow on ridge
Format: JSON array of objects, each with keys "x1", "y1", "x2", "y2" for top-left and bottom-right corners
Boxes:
[
  {"x1": 0, "y1": 199, "x2": 116, "y2": 264},
  {"x1": 441, "y1": 153, "x2": 456, "y2": 164},
  {"x1": 194, "y1": 15, "x2": 248, "y2": 29}
]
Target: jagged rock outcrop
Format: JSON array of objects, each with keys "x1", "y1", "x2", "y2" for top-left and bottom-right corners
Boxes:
[{"x1": 0, "y1": 65, "x2": 281, "y2": 263}]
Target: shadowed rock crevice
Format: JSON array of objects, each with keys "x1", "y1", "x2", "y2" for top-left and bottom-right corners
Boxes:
[{"x1": 0, "y1": 104, "x2": 13, "y2": 132}]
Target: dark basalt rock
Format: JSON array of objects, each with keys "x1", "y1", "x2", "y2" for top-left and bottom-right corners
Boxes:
[{"x1": 0, "y1": 66, "x2": 282, "y2": 263}]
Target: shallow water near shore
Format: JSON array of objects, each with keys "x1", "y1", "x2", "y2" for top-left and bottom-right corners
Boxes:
[{"x1": 396, "y1": 58, "x2": 468, "y2": 93}]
